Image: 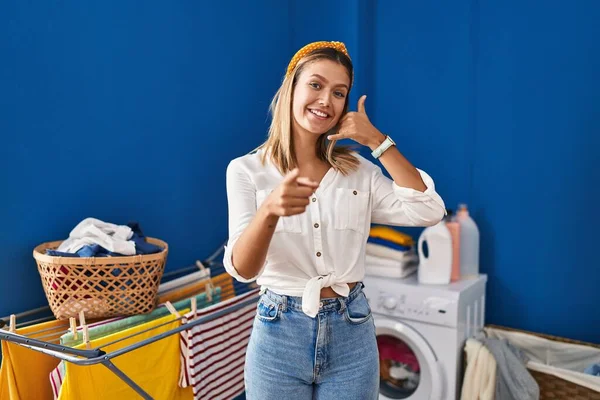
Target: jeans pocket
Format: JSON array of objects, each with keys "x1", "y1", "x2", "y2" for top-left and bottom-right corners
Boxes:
[
  {"x1": 344, "y1": 292, "x2": 372, "y2": 325},
  {"x1": 256, "y1": 296, "x2": 281, "y2": 323}
]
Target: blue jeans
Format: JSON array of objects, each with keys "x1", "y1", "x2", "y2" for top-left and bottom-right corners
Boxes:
[{"x1": 245, "y1": 282, "x2": 380, "y2": 400}]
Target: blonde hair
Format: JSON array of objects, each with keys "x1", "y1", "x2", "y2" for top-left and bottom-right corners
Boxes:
[{"x1": 257, "y1": 48, "x2": 360, "y2": 176}]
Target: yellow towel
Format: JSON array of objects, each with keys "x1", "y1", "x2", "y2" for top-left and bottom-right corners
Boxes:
[
  {"x1": 58, "y1": 312, "x2": 193, "y2": 400},
  {"x1": 0, "y1": 319, "x2": 68, "y2": 400},
  {"x1": 369, "y1": 225, "x2": 415, "y2": 247}
]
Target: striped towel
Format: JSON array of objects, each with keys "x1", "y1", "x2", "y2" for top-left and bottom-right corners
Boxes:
[
  {"x1": 179, "y1": 289, "x2": 259, "y2": 400},
  {"x1": 49, "y1": 360, "x2": 66, "y2": 399}
]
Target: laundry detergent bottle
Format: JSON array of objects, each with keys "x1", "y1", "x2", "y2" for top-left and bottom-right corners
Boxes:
[
  {"x1": 417, "y1": 220, "x2": 452, "y2": 285},
  {"x1": 456, "y1": 203, "x2": 479, "y2": 278},
  {"x1": 445, "y1": 211, "x2": 461, "y2": 282}
]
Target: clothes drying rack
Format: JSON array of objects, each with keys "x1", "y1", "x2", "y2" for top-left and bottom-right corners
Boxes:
[{"x1": 0, "y1": 242, "x2": 259, "y2": 400}]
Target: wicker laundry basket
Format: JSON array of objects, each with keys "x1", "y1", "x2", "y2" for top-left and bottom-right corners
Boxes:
[
  {"x1": 33, "y1": 238, "x2": 168, "y2": 320},
  {"x1": 486, "y1": 324, "x2": 600, "y2": 400}
]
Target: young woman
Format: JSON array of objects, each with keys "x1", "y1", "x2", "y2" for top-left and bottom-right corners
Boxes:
[{"x1": 223, "y1": 41, "x2": 446, "y2": 399}]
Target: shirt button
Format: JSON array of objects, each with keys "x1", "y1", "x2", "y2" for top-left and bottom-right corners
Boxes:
[
  {"x1": 312, "y1": 197, "x2": 317, "y2": 202},
  {"x1": 353, "y1": 190, "x2": 358, "y2": 195},
  {"x1": 316, "y1": 252, "x2": 322, "y2": 257},
  {"x1": 314, "y1": 223, "x2": 319, "y2": 228}
]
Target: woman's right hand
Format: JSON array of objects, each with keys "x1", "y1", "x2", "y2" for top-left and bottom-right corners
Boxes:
[{"x1": 264, "y1": 168, "x2": 319, "y2": 217}]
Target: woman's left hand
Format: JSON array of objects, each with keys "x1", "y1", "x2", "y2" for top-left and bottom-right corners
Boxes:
[{"x1": 328, "y1": 95, "x2": 386, "y2": 150}]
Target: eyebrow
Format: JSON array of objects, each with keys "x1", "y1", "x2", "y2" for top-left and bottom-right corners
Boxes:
[{"x1": 310, "y1": 74, "x2": 349, "y2": 90}]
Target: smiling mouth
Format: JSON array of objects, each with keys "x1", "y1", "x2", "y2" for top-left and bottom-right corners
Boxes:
[{"x1": 308, "y1": 109, "x2": 330, "y2": 119}]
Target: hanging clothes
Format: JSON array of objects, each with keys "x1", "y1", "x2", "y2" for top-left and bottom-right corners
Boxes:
[
  {"x1": 157, "y1": 271, "x2": 235, "y2": 305},
  {"x1": 179, "y1": 289, "x2": 259, "y2": 400},
  {"x1": 208, "y1": 272, "x2": 236, "y2": 301},
  {"x1": 60, "y1": 288, "x2": 221, "y2": 347},
  {"x1": 0, "y1": 319, "x2": 68, "y2": 400},
  {"x1": 158, "y1": 280, "x2": 214, "y2": 305},
  {"x1": 54, "y1": 312, "x2": 193, "y2": 400},
  {"x1": 158, "y1": 270, "x2": 209, "y2": 294}
]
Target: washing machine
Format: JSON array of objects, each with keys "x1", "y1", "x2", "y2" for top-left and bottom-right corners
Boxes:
[{"x1": 363, "y1": 274, "x2": 487, "y2": 400}]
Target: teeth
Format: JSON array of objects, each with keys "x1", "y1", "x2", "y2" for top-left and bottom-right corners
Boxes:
[{"x1": 310, "y1": 109, "x2": 328, "y2": 118}]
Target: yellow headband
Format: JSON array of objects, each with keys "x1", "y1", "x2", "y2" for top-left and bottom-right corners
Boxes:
[{"x1": 285, "y1": 41, "x2": 351, "y2": 78}]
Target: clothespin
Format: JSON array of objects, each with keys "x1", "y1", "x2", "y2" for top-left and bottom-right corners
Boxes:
[
  {"x1": 205, "y1": 283, "x2": 213, "y2": 302},
  {"x1": 79, "y1": 311, "x2": 91, "y2": 350},
  {"x1": 69, "y1": 317, "x2": 78, "y2": 340},
  {"x1": 9, "y1": 314, "x2": 16, "y2": 333},
  {"x1": 164, "y1": 301, "x2": 181, "y2": 318},
  {"x1": 82, "y1": 325, "x2": 91, "y2": 350},
  {"x1": 195, "y1": 260, "x2": 207, "y2": 275},
  {"x1": 79, "y1": 311, "x2": 86, "y2": 328},
  {"x1": 191, "y1": 297, "x2": 197, "y2": 320}
]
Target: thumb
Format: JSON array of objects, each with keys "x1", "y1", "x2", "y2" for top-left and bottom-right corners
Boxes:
[{"x1": 357, "y1": 95, "x2": 367, "y2": 114}]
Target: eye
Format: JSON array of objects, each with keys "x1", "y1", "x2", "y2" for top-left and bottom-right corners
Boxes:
[
  {"x1": 334, "y1": 91, "x2": 346, "y2": 98},
  {"x1": 309, "y1": 82, "x2": 321, "y2": 90}
]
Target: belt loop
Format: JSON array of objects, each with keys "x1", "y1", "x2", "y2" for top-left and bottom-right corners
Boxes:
[
  {"x1": 282, "y1": 295, "x2": 288, "y2": 312},
  {"x1": 338, "y1": 298, "x2": 347, "y2": 314}
]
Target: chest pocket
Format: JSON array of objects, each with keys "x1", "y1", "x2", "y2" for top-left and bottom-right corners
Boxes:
[
  {"x1": 255, "y1": 189, "x2": 303, "y2": 234},
  {"x1": 333, "y1": 188, "x2": 370, "y2": 236}
]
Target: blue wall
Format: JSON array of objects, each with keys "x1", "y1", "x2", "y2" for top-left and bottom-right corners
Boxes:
[
  {"x1": 473, "y1": 1, "x2": 600, "y2": 342},
  {"x1": 1, "y1": 1, "x2": 598, "y2": 343},
  {"x1": 291, "y1": 0, "x2": 599, "y2": 342},
  {"x1": 370, "y1": 0, "x2": 600, "y2": 343},
  {"x1": 0, "y1": 2, "x2": 291, "y2": 314}
]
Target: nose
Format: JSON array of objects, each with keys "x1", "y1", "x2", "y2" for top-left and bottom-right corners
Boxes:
[{"x1": 318, "y1": 92, "x2": 332, "y2": 107}]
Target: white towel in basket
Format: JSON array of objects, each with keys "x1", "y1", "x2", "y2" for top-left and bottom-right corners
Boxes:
[{"x1": 57, "y1": 217, "x2": 136, "y2": 255}]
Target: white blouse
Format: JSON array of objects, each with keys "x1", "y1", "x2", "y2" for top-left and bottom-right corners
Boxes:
[{"x1": 223, "y1": 149, "x2": 446, "y2": 318}]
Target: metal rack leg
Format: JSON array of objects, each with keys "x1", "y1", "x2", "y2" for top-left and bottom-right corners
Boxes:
[{"x1": 101, "y1": 359, "x2": 153, "y2": 400}]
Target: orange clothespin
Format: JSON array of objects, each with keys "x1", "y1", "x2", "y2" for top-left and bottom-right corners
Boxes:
[
  {"x1": 69, "y1": 317, "x2": 78, "y2": 340},
  {"x1": 9, "y1": 314, "x2": 16, "y2": 333}
]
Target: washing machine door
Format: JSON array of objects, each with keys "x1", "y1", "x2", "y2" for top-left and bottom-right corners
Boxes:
[{"x1": 375, "y1": 318, "x2": 443, "y2": 400}]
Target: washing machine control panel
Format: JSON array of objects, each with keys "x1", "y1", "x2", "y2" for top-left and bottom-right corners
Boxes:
[{"x1": 367, "y1": 290, "x2": 458, "y2": 327}]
